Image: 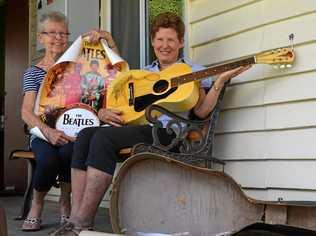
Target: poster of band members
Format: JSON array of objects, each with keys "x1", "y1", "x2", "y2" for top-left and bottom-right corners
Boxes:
[{"x1": 32, "y1": 36, "x2": 129, "y2": 138}]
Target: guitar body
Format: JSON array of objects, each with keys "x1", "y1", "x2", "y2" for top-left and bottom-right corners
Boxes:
[{"x1": 107, "y1": 63, "x2": 200, "y2": 124}]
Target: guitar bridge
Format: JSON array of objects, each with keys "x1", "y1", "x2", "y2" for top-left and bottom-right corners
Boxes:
[{"x1": 128, "y1": 83, "x2": 134, "y2": 106}]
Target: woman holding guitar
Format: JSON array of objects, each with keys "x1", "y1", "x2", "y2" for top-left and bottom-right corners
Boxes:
[{"x1": 50, "y1": 12, "x2": 251, "y2": 235}]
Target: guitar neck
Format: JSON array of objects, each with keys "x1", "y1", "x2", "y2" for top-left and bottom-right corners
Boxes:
[{"x1": 171, "y1": 56, "x2": 255, "y2": 87}]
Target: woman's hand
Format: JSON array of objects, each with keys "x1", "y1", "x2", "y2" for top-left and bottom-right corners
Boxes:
[
  {"x1": 215, "y1": 65, "x2": 252, "y2": 88},
  {"x1": 98, "y1": 108, "x2": 124, "y2": 127},
  {"x1": 43, "y1": 127, "x2": 75, "y2": 146},
  {"x1": 83, "y1": 30, "x2": 117, "y2": 48}
]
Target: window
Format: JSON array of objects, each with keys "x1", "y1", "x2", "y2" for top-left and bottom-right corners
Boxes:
[
  {"x1": 110, "y1": 0, "x2": 183, "y2": 69},
  {"x1": 111, "y1": 0, "x2": 141, "y2": 69}
]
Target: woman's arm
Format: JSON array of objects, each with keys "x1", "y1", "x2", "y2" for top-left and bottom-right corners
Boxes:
[
  {"x1": 194, "y1": 65, "x2": 251, "y2": 119},
  {"x1": 21, "y1": 91, "x2": 74, "y2": 145}
]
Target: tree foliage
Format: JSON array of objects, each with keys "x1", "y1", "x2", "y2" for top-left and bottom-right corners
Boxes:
[{"x1": 148, "y1": 0, "x2": 183, "y2": 25}]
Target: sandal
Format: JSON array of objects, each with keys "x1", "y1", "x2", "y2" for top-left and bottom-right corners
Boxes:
[
  {"x1": 21, "y1": 217, "x2": 41, "y2": 231},
  {"x1": 60, "y1": 215, "x2": 70, "y2": 225}
]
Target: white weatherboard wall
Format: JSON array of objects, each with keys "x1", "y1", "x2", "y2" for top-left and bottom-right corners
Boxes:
[{"x1": 188, "y1": 0, "x2": 316, "y2": 201}]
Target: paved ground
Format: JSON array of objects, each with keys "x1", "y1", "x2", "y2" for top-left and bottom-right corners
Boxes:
[{"x1": 0, "y1": 195, "x2": 113, "y2": 236}]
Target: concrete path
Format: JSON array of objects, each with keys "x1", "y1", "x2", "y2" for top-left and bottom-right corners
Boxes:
[{"x1": 0, "y1": 196, "x2": 112, "y2": 236}]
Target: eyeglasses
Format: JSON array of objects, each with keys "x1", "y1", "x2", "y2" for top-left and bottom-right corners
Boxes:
[{"x1": 41, "y1": 31, "x2": 70, "y2": 38}]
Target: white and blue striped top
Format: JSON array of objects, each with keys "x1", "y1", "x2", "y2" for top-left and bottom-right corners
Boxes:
[{"x1": 23, "y1": 65, "x2": 46, "y2": 94}]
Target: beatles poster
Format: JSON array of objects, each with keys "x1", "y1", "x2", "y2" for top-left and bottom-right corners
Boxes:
[{"x1": 32, "y1": 36, "x2": 129, "y2": 138}]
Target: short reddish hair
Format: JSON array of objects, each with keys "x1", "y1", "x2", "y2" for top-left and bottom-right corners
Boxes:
[{"x1": 150, "y1": 12, "x2": 185, "y2": 41}]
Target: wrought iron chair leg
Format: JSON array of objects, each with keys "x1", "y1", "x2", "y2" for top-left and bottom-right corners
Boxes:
[
  {"x1": 207, "y1": 159, "x2": 212, "y2": 169},
  {"x1": 14, "y1": 159, "x2": 35, "y2": 220}
]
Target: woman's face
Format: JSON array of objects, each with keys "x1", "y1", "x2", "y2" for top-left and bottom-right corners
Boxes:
[
  {"x1": 151, "y1": 27, "x2": 184, "y2": 67},
  {"x1": 38, "y1": 21, "x2": 68, "y2": 55}
]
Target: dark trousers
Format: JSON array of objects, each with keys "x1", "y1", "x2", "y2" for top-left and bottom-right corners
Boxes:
[
  {"x1": 71, "y1": 125, "x2": 172, "y2": 175},
  {"x1": 31, "y1": 138, "x2": 73, "y2": 191}
]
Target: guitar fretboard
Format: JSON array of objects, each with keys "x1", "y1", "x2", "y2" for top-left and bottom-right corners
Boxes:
[{"x1": 170, "y1": 57, "x2": 255, "y2": 87}]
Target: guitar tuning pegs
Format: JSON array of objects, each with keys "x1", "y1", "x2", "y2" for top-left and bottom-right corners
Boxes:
[
  {"x1": 289, "y1": 33, "x2": 295, "y2": 50},
  {"x1": 289, "y1": 33, "x2": 294, "y2": 41},
  {"x1": 273, "y1": 65, "x2": 280, "y2": 70},
  {"x1": 279, "y1": 64, "x2": 286, "y2": 69},
  {"x1": 286, "y1": 64, "x2": 292, "y2": 68}
]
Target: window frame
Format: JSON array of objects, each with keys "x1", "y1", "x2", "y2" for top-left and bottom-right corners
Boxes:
[{"x1": 100, "y1": 0, "x2": 188, "y2": 69}]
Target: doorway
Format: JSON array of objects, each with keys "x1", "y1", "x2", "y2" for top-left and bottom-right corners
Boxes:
[
  {"x1": 110, "y1": 0, "x2": 183, "y2": 69},
  {"x1": 2, "y1": 0, "x2": 29, "y2": 193},
  {"x1": 0, "y1": 1, "x2": 5, "y2": 190}
]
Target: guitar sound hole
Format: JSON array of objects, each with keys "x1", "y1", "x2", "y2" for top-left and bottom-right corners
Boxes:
[{"x1": 153, "y1": 80, "x2": 169, "y2": 93}]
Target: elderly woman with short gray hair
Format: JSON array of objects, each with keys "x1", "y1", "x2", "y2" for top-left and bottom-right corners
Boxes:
[{"x1": 21, "y1": 11, "x2": 117, "y2": 231}]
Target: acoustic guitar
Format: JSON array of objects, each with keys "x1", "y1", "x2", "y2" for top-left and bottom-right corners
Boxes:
[{"x1": 107, "y1": 47, "x2": 295, "y2": 125}]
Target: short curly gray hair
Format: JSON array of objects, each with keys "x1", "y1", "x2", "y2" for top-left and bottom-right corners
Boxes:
[{"x1": 38, "y1": 11, "x2": 68, "y2": 32}]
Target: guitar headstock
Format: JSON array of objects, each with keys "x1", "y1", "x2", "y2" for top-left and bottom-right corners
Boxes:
[{"x1": 255, "y1": 47, "x2": 295, "y2": 69}]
